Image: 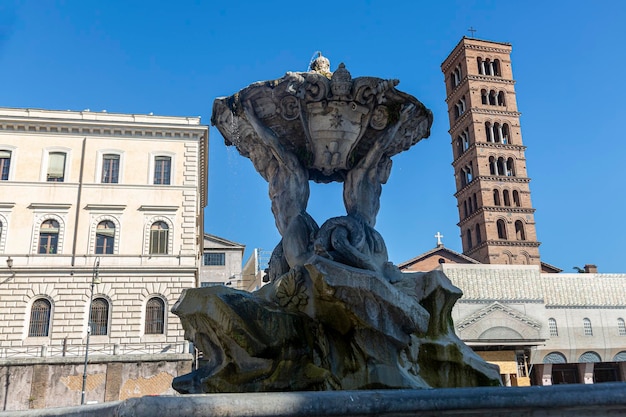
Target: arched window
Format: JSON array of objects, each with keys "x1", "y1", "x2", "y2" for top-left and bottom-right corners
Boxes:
[
  {"x1": 489, "y1": 156, "x2": 497, "y2": 175},
  {"x1": 461, "y1": 129, "x2": 470, "y2": 151},
  {"x1": 513, "y1": 190, "x2": 521, "y2": 207},
  {"x1": 477, "y1": 57, "x2": 484, "y2": 75},
  {"x1": 90, "y1": 298, "x2": 109, "y2": 336},
  {"x1": 515, "y1": 221, "x2": 526, "y2": 241},
  {"x1": 485, "y1": 122, "x2": 494, "y2": 142},
  {"x1": 618, "y1": 318, "x2": 626, "y2": 336},
  {"x1": 38, "y1": 219, "x2": 59, "y2": 254},
  {"x1": 543, "y1": 352, "x2": 567, "y2": 364},
  {"x1": 502, "y1": 123, "x2": 510, "y2": 144},
  {"x1": 150, "y1": 221, "x2": 169, "y2": 255},
  {"x1": 475, "y1": 224, "x2": 482, "y2": 244},
  {"x1": 493, "y1": 123, "x2": 501, "y2": 143},
  {"x1": 463, "y1": 200, "x2": 468, "y2": 218},
  {"x1": 467, "y1": 196, "x2": 473, "y2": 214},
  {"x1": 481, "y1": 89, "x2": 488, "y2": 105},
  {"x1": 452, "y1": 64, "x2": 462, "y2": 88},
  {"x1": 29, "y1": 298, "x2": 51, "y2": 337},
  {"x1": 472, "y1": 193, "x2": 478, "y2": 212},
  {"x1": 497, "y1": 157, "x2": 506, "y2": 176},
  {"x1": 493, "y1": 59, "x2": 501, "y2": 76},
  {"x1": 466, "y1": 229, "x2": 472, "y2": 249},
  {"x1": 493, "y1": 189, "x2": 501, "y2": 206},
  {"x1": 548, "y1": 318, "x2": 558, "y2": 336},
  {"x1": 456, "y1": 138, "x2": 463, "y2": 157},
  {"x1": 497, "y1": 91, "x2": 506, "y2": 106},
  {"x1": 579, "y1": 351, "x2": 601, "y2": 363},
  {"x1": 145, "y1": 297, "x2": 165, "y2": 334},
  {"x1": 0, "y1": 150, "x2": 11, "y2": 180},
  {"x1": 95, "y1": 220, "x2": 115, "y2": 255},
  {"x1": 497, "y1": 219, "x2": 507, "y2": 239},
  {"x1": 506, "y1": 158, "x2": 515, "y2": 176},
  {"x1": 488, "y1": 90, "x2": 497, "y2": 105},
  {"x1": 503, "y1": 190, "x2": 511, "y2": 206},
  {"x1": 583, "y1": 318, "x2": 593, "y2": 336}
]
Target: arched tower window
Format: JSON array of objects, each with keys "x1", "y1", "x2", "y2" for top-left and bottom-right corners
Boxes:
[
  {"x1": 493, "y1": 189, "x2": 501, "y2": 206},
  {"x1": 583, "y1": 318, "x2": 593, "y2": 336},
  {"x1": 493, "y1": 59, "x2": 501, "y2": 76},
  {"x1": 618, "y1": 318, "x2": 626, "y2": 336},
  {"x1": 503, "y1": 190, "x2": 511, "y2": 206},
  {"x1": 485, "y1": 122, "x2": 494, "y2": 142},
  {"x1": 145, "y1": 297, "x2": 165, "y2": 334},
  {"x1": 90, "y1": 298, "x2": 109, "y2": 336},
  {"x1": 481, "y1": 89, "x2": 488, "y2": 105},
  {"x1": 497, "y1": 157, "x2": 506, "y2": 176},
  {"x1": 466, "y1": 229, "x2": 472, "y2": 249},
  {"x1": 463, "y1": 200, "x2": 468, "y2": 218},
  {"x1": 513, "y1": 190, "x2": 521, "y2": 207},
  {"x1": 497, "y1": 219, "x2": 507, "y2": 239},
  {"x1": 493, "y1": 123, "x2": 501, "y2": 143},
  {"x1": 497, "y1": 91, "x2": 506, "y2": 106},
  {"x1": 95, "y1": 220, "x2": 115, "y2": 255},
  {"x1": 488, "y1": 90, "x2": 497, "y2": 105},
  {"x1": 475, "y1": 224, "x2": 482, "y2": 244},
  {"x1": 548, "y1": 318, "x2": 558, "y2": 336},
  {"x1": 489, "y1": 156, "x2": 497, "y2": 175},
  {"x1": 515, "y1": 220, "x2": 526, "y2": 241},
  {"x1": 506, "y1": 157, "x2": 516, "y2": 176},
  {"x1": 472, "y1": 192, "x2": 478, "y2": 212},
  {"x1": 452, "y1": 64, "x2": 462, "y2": 87},
  {"x1": 29, "y1": 298, "x2": 51, "y2": 337},
  {"x1": 502, "y1": 123, "x2": 510, "y2": 144}
]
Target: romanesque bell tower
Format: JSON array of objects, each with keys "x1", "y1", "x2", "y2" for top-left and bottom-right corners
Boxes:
[{"x1": 441, "y1": 37, "x2": 541, "y2": 266}]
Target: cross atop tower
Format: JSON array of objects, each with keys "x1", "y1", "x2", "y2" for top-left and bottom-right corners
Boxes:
[
  {"x1": 467, "y1": 27, "x2": 477, "y2": 37},
  {"x1": 435, "y1": 232, "x2": 444, "y2": 247}
]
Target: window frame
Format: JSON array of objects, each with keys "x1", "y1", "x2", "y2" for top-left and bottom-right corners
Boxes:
[
  {"x1": 145, "y1": 297, "x2": 166, "y2": 335},
  {"x1": 95, "y1": 220, "x2": 116, "y2": 255},
  {"x1": 38, "y1": 219, "x2": 60, "y2": 254},
  {"x1": 28, "y1": 298, "x2": 52, "y2": 337},
  {"x1": 548, "y1": 318, "x2": 559, "y2": 337},
  {"x1": 89, "y1": 297, "x2": 110, "y2": 336},
  {"x1": 0, "y1": 149, "x2": 13, "y2": 181},
  {"x1": 583, "y1": 318, "x2": 593, "y2": 336},
  {"x1": 101, "y1": 153, "x2": 120, "y2": 184},
  {"x1": 46, "y1": 151, "x2": 67, "y2": 182},
  {"x1": 618, "y1": 318, "x2": 626, "y2": 336},
  {"x1": 149, "y1": 221, "x2": 169, "y2": 255},
  {"x1": 204, "y1": 252, "x2": 226, "y2": 266},
  {"x1": 149, "y1": 152, "x2": 175, "y2": 186}
]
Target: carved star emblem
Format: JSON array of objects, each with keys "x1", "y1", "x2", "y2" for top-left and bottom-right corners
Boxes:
[{"x1": 329, "y1": 110, "x2": 343, "y2": 128}]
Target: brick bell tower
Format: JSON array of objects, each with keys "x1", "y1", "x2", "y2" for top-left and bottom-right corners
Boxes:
[{"x1": 440, "y1": 37, "x2": 541, "y2": 266}]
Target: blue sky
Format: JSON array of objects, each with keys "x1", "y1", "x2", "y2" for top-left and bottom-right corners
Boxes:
[{"x1": 1, "y1": 1, "x2": 625, "y2": 272}]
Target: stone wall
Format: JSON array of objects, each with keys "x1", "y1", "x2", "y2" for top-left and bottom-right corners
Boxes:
[{"x1": 0, "y1": 354, "x2": 192, "y2": 411}]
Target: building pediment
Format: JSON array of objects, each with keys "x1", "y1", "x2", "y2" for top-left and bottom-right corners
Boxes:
[{"x1": 456, "y1": 301, "x2": 543, "y2": 342}]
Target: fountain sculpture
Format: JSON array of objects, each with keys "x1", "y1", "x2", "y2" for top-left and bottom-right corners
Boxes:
[{"x1": 172, "y1": 55, "x2": 501, "y2": 393}]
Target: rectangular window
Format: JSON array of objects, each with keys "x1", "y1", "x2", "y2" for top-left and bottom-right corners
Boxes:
[
  {"x1": 0, "y1": 150, "x2": 11, "y2": 180},
  {"x1": 203, "y1": 252, "x2": 225, "y2": 266},
  {"x1": 154, "y1": 156, "x2": 171, "y2": 185},
  {"x1": 101, "y1": 154, "x2": 120, "y2": 183},
  {"x1": 47, "y1": 152, "x2": 66, "y2": 182},
  {"x1": 200, "y1": 282, "x2": 224, "y2": 288}
]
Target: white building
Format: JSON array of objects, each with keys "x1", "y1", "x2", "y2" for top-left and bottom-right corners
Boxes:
[
  {"x1": 200, "y1": 233, "x2": 245, "y2": 288},
  {"x1": 0, "y1": 107, "x2": 208, "y2": 409}
]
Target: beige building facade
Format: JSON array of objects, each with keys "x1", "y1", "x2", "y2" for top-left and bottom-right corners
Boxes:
[
  {"x1": 0, "y1": 107, "x2": 208, "y2": 409},
  {"x1": 200, "y1": 233, "x2": 245, "y2": 288}
]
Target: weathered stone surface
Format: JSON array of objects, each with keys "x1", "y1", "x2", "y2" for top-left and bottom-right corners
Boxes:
[
  {"x1": 4, "y1": 383, "x2": 626, "y2": 417},
  {"x1": 172, "y1": 59, "x2": 499, "y2": 393}
]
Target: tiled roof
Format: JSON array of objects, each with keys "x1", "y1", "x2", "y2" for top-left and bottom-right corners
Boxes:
[{"x1": 438, "y1": 264, "x2": 626, "y2": 307}]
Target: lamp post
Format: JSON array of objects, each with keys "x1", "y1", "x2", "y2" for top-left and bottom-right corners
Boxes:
[
  {"x1": 81, "y1": 257, "x2": 100, "y2": 405},
  {"x1": 2, "y1": 257, "x2": 14, "y2": 285}
]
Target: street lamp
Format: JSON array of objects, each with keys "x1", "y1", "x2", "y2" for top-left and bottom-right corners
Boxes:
[
  {"x1": 81, "y1": 257, "x2": 100, "y2": 405},
  {"x1": 2, "y1": 256, "x2": 15, "y2": 285}
]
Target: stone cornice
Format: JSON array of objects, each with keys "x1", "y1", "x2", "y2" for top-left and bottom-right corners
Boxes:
[
  {"x1": 27, "y1": 203, "x2": 72, "y2": 210},
  {"x1": 451, "y1": 143, "x2": 527, "y2": 167},
  {"x1": 84, "y1": 204, "x2": 127, "y2": 211},
  {"x1": 454, "y1": 176, "x2": 530, "y2": 196},
  {"x1": 457, "y1": 206, "x2": 536, "y2": 227},
  {"x1": 467, "y1": 74, "x2": 515, "y2": 85},
  {"x1": 0, "y1": 114, "x2": 207, "y2": 141},
  {"x1": 469, "y1": 107, "x2": 521, "y2": 118}
]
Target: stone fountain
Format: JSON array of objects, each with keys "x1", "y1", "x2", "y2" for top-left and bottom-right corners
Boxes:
[{"x1": 172, "y1": 55, "x2": 501, "y2": 393}]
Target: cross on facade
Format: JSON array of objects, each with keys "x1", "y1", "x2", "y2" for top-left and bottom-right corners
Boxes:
[
  {"x1": 468, "y1": 27, "x2": 477, "y2": 37},
  {"x1": 435, "y1": 232, "x2": 444, "y2": 246}
]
